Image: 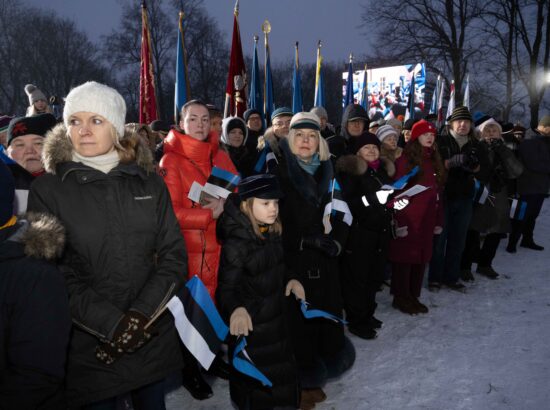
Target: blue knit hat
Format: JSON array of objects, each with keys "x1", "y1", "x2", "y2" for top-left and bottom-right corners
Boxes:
[
  {"x1": 271, "y1": 107, "x2": 293, "y2": 121},
  {"x1": 0, "y1": 160, "x2": 15, "y2": 226}
]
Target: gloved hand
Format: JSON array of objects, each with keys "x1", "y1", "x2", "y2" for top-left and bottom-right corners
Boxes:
[
  {"x1": 395, "y1": 225, "x2": 408, "y2": 238},
  {"x1": 230, "y1": 307, "x2": 253, "y2": 336},
  {"x1": 387, "y1": 196, "x2": 409, "y2": 210},
  {"x1": 95, "y1": 340, "x2": 124, "y2": 365},
  {"x1": 463, "y1": 148, "x2": 480, "y2": 170},
  {"x1": 375, "y1": 189, "x2": 394, "y2": 204},
  {"x1": 285, "y1": 279, "x2": 305, "y2": 301},
  {"x1": 301, "y1": 234, "x2": 340, "y2": 257}
]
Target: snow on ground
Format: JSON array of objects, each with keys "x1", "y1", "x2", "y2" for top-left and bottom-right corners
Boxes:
[{"x1": 166, "y1": 202, "x2": 550, "y2": 410}]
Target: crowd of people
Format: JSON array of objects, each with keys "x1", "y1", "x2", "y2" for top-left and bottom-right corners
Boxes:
[{"x1": 1, "y1": 81, "x2": 549, "y2": 410}]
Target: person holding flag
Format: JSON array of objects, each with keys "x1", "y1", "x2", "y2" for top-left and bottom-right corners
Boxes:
[
  {"x1": 277, "y1": 112, "x2": 355, "y2": 409},
  {"x1": 27, "y1": 81, "x2": 187, "y2": 408},
  {"x1": 160, "y1": 99, "x2": 238, "y2": 399},
  {"x1": 217, "y1": 174, "x2": 304, "y2": 410}
]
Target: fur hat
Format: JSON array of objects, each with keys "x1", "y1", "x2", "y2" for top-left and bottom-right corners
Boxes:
[
  {"x1": 24, "y1": 84, "x2": 47, "y2": 105},
  {"x1": 271, "y1": 107, "x2": 293, "y2": 121},
  {"x1": 539, "y1": 115, "x2": 550, "y2": 127},
  {"x1": 63, "y1": 82, "x2": 126, "y2": 137},
  {"x1": 310, "y1": 106, "x2": 328, "y2": 120},
  {"x1": 477, "y1": 117, "x2": 502, "y2": 134},
  {"x1": 410, "y1": 120, "x2": 437, "y2": 142},
  {"x1": 7, "y1": 113, "x2": 57, "y2": 146},
  {"x1": 351, "y1": 131, "x2": 380, "y2": 154},
  {"x1": 447, "y1": 106, "x2": 473, "y2": 123},
  {"x1": 0, "y1": 160, "x2": 15, "y2": 226},
  {"x1": 376, "y1": 124, "x2": 399, "y2": 142},
  {"x1": 290, "y1": 112, "x2": 320, "y2": 131},
  {"x1": 238, "y1": 174, "x2": 283, "y2": 200}
]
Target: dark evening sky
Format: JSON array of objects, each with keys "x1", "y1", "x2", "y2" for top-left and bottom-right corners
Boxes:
[{"x1": 25, "y1": 0, "x2": 372, "y2": 64}]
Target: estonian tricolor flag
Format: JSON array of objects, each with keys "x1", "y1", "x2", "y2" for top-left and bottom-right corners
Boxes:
[
  {"x1": 232, "y1": 336, "x2": 273, "y2": 387},
  {"x1": 323, "y1": 178, "x2": 353, "y2": 233},
  {"x1": 166, "y1": 276, "x2": 228, "y2": 370},
  {"x1": 509, "y1": 198, "x2": 527, "y2": 220},
  {"x1": 254, "y1": 142, "x2": 278, "y2": 174},
  {"x1": 472, "y1": 179, "x2": 490, "y2": 205},
  {"x1": 202, "y1": 166, "x2": 240, "y2": 199}
]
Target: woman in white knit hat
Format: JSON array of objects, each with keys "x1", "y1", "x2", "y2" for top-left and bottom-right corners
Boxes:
[
  {"x1": 24, "y1": 84, "x2": 53, "y2": 117},
  {"x1": 28, "y1": 81, "x2": 186, "y2": 409}
]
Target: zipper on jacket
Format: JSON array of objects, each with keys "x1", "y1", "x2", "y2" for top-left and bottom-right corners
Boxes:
[{"x1": 73, "y1": 318, "x2": 107, "y2": 339}]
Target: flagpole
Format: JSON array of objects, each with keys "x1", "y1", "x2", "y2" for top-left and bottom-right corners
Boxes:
[{"x1": 262, "y1": 20, "x2": 271, "y2": 120}]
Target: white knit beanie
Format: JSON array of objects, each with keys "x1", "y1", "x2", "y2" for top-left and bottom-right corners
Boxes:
[
  {"x1": 376, "y1": 124, "x2": 399, "y2": 142},
  {"x1": 25, "y1": 84, "x2": 47, "y2": 105},
  {"x1": 63, "y1": 82, "x2": 126, "y2": 137},
  {"x1": 476, "y1": 117, "x2": 502, "y2": 135}
]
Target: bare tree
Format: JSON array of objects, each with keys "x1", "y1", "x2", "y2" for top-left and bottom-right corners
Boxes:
[
  {"x1": 0, "y1": 0, "x2": 107, "y2": 115},
  {"x1": 361, "y1": 0, "x2": 487, "y2": 103}
]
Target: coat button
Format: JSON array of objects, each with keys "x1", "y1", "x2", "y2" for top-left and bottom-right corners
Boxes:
[{"x1": 82, "y1": 176, "x2": 87, "y2": 181}]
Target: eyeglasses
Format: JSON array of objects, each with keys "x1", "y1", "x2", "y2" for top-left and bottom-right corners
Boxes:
[{"x1": 273, "y1": 120, "x2": 291, "y2": 127}]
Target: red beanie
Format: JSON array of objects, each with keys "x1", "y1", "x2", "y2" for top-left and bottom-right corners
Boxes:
[{"x1": 410, "y1": 119, "x2": 436, "y2": 142}]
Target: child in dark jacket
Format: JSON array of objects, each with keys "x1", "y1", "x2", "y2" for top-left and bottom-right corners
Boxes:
[{"x1": 217, "y1": 174, "x2": 305, "y2": 410}]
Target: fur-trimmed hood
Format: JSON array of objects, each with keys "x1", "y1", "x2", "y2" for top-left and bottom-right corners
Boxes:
[
  {"x1": 42, "y1": 123, "x2": 155, "y2": 175},
  {"x1": 0, "y1": 212, "x2": 65, "y2": 260},
  {"x1": 336, "y1": 154, "x2": 395, "y2": 178},
  {"x1": 256, "y1": 127, "x2": 282, "y2": 158}
]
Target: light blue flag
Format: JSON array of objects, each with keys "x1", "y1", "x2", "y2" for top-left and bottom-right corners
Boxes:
[{"x1": 249, "y1": 36, "x2": 264, "y2": 128}]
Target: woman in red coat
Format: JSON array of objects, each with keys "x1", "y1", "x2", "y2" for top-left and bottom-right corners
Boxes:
[
  {"x1": 159, "y1": 99, "x2": 237, "y2": 399},
  {"x1": 389, "y1": 120, "x2": 446, "y2": 315}
]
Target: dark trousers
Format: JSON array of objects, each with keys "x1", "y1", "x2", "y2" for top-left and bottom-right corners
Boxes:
[
  {"x1": 391, "y1": 263, "x2": 425, "y2": 298},
  {"x1": 508, "y1": 193, "x2": 546, "y2": 247},
  {"x1": 83, "y1": 379, "x2": 166, "y2": 410},
  {"x1": 429, "y1": 198, "x2": 473, "y2": 284},
  {"x1": 461, "y1": 231, "x2": 502, "y2": 270}
]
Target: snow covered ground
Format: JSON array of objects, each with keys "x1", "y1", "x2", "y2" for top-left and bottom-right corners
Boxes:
[{"x1": 165, "y1": 202, "x2": 550, "y2": 410}]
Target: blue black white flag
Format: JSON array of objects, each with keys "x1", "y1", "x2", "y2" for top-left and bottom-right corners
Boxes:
[
  {"x1": 323, "y1": 178, "x2": 353, "y2": 233},
  {"x1": 202, "y1": 166, "x2": 240, "y2": 199},
  {"x1": 254, "y1": 142, "x2": 278, "y2": 174},
  {"x1": 232, "y1": 336, "x2": 273, "y2": 387},
  {"x1": 509, "y1": 198, "x2": 527, "y2": 220},
  {"x1": 166, "y1": 276, "x2": 229, "y2": 370},
  {"x1": 473, "y1": 179, "x2": 490, "y2": 205},
  {"x1": 300, "y1": 300, "x2": 347, "y2": 324}
]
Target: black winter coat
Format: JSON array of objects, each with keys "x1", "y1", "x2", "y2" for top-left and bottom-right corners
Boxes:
[
  {"x1": 277, "y1": 138, "x2": 354, "y2": 388},
  {"x1": 216, "y1": 194, "x2": 299, "y2": 410},
  {"x1": 27, "y1": 125, "x2": 187, "y2": 406},
  {"x1": 0, "y1": 215, "x2": 71, "y2": 410},
  {"x1": 437, "y1": 132, "x2": 488, "y2": 200},
  {"x1": 517, "y1": 132, "x2": 550, "y2": 195}
]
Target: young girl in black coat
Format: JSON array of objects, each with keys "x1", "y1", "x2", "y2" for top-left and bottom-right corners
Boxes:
[{"x1": 217, "y1": 174, "x2": 305, "y2": 410}]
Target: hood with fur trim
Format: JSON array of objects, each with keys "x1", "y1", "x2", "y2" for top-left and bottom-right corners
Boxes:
[
  {"x1": 0, "y1": 212, "x2": 65, "y2": 260},
  {"x1": 42, "y1": 123, "x2": 154, "y2": 175},
  {"x1": 336, "y1": 154, "x2": 395, "y2": 178}
]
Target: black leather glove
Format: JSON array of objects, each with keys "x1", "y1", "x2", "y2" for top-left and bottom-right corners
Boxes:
[
  {"x1": 463, "y1": 148, "x2": 480, "y2": 170},
  {"x1": 447, "y1": 154, "x2": 465, "y2": 168},
  {"x1": 301, "y1": 234, "x2": 340, "y2": 257},
  {"x1": 95, "y1": 311, "x2": 152, "y2": 364}
]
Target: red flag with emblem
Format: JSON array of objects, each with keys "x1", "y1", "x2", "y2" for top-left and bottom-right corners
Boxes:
[
  {"x1": 223, "y1": 1, "x2": 247, "y2": 118},
  {"x1": 139, "y1": 2, "x2": 158, "y2": 124}
]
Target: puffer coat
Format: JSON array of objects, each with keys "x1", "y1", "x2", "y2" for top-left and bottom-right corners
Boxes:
[{"x1": 216, "y1": 194, "x2": 299, "y2": 410}]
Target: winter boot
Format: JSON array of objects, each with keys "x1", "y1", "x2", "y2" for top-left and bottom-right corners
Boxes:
[
  {"x1": 443, "y1": 281, "x2": 466, "y2": 292},
  {"x1": 460, "y1": 269, "x2": 475, "y2": 282},
  {"x1": 392, "y1": 295, "x2": 418, "y2": 315},
  {"x1": 348, "y1": 323, "x2": 377, "y2": 340},
  {"x1": 476, "y1": 265, "x2": 499, "y2": 279},
  {"x1": 412, "y1": 297, "x2": 429, "y2": 313},
  {"x1": 181, "y1": 363, "x2": 213, "y2": 400},
  {"x1": 300, "y1": 390, "x2": 318, "y2": 410},
  {"x1": 520, "y1": 239, "x2": 544, "y2": 251},
  {"x1": 368, "y1": 316, "x2": 383, "y2": 329},
  {"x1": 428, "y1": 281, "x2": 442, "y2": 292}
]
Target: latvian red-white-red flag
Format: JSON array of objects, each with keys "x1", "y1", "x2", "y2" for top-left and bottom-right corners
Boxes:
[
  {"x1": 224, "y1": 0, "x2": 247, "y2": 118},
  {"x1": 139, "y1": 2, "x2": 158, "y2": 124}
]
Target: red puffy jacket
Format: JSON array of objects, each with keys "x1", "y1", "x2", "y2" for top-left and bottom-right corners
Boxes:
[{"x1": 160, "y1": 129, "x2": 237, "y2": 300}]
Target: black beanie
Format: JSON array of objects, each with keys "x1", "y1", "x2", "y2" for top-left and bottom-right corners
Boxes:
[
  {"x1": 7, "y1": 113, "x2": 56, "y2": 146},
  {"x1": 351, "y1": 131, "x2": 380, "y2": 154},
  {"x1": 243, "y1": 109, "x2": 262, "y2": 123},
  {"x1": 226, "y1": 118, "x2": 247, "y2": 135}
]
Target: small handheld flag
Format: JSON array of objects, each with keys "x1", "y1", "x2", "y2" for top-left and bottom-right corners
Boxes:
[
  {"x1": 165, "y1": 276, "x2": 229, "y2": 370},
  {"x1": 509, "y1": 198, "x2": 527, "y2": 220},
  {"x1": 381, "y1": 166, "x2": 419, "y2": 190},
  {"x1": 254, "y1": 142, "x2": 278, "y2": 174},
  {"x1": 202, "y1": 167, "x2": 241, "y2": 199},
  {"x1": 472, "y1": 179, "x2": 490, "y2": 205},
  {"x1": 300, "y1": 300, "x2": 347, "y2": 325},
  {"x1": 232, "y1": 336, "x2": 273, "y2": 387},
  {"x1": 323, "y1": 178, "x2": 353, "y2": 234}
]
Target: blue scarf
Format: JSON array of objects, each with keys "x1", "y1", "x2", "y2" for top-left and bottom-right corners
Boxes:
[{"x1": 297, "y1": 153, "x2": 321, "y2": 175}]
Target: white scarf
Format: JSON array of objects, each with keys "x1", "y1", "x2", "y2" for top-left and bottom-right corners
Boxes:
[
  {"x1": 72, "y1": 150, "x2": 120, "y2": 174},
  {"x1": 449, "y1": 129, "x2": 469, "y2": 150}
]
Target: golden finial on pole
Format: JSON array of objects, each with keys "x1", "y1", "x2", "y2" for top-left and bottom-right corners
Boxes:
[{"x1": 234, "y1": 0, "x2": 239, "y2": 16}]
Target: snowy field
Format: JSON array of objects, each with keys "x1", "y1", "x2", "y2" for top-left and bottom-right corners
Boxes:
[{"x1": 165, "y1": 201, "x2": 550, "y2": 410}]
